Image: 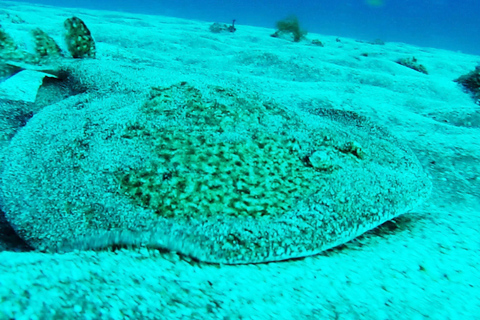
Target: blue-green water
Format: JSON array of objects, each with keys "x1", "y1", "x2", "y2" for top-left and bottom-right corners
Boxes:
[{"x1": 16, "y1": 0, "x2": 480, "y2": 55}]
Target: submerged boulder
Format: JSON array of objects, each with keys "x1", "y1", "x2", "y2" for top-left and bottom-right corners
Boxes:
[{"x1": 455, "y1": 66, "x2": 480, "y2": 101}]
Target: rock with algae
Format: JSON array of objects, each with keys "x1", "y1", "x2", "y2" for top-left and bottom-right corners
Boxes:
[
  {"x1": 455, "y1": 66, "x2": 480, "y2": 101},
  {"x1": 0, "y1": 82, "x2": 431, "y2": 264}
]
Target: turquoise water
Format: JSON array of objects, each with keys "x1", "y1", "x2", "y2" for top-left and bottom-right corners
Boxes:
[{"x1": 16, "y1": 0, "x2": 480, "y2": 55}]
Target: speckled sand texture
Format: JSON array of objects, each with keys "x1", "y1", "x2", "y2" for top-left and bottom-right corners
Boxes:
[{"x1": 0, "y1": 1, "x2": 479, "y2": 319}]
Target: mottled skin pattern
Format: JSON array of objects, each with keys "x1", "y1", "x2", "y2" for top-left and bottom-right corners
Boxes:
[{"x1": 0, "y1": 81, "x2": 431, "y2": 264}]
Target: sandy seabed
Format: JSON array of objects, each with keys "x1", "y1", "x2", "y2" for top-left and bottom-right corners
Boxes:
[{"x1": 0, "y1": 1, "x2": 479, "y2": 319}]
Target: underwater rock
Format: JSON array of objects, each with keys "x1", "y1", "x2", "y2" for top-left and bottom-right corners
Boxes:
[
  {"x1": 396, "y1": 56, "x2": 428, "y2": 74},
  {"x1": 0, "y1": 82, "x2": 431, "y2": 264},
  {"x1": 209, "y1": 20, "x2": 236, "y2": 33},
  {"x1": 455, "y1": 66, "x2": 480, "y2": 101},
  {"x1": 310, "y1": 39, "x2": 324, "y2": 47}
]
